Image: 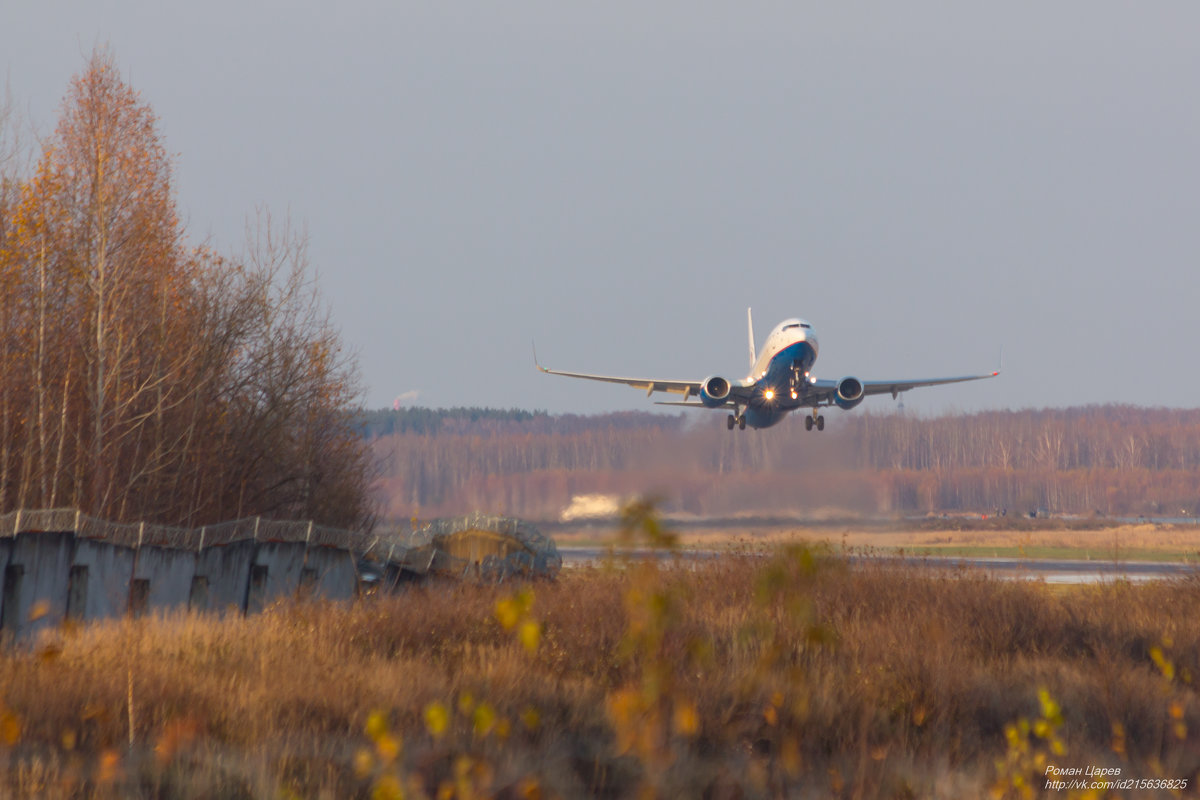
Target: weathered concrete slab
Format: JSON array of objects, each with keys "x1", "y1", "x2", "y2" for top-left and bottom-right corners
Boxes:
[
  {"x1": 247, "y1": 541, "x2": 307, "y2": 612},
  {"x1": 5, "y1": 531, "x2": 74, "y2": 640},
  {"x1": 133, "y1": 545, "x2": 197, "y2": 612},
  {"x1": 301, "y1": 546, "x2": 358, "y2": 601},
  {"x1": 0, "y1": 538, "x2": 12, "y2": 635},
  {"x1": 71, "y1": 539, "x2": 136, "y2": 621},
  {"x1": 194, "y1": 540, "x2": 256, "y2": 614}
]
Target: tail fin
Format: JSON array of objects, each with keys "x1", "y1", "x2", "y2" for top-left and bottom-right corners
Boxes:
[{"x1": 747, "y1": 307, "x2": 756, "y2": 369}]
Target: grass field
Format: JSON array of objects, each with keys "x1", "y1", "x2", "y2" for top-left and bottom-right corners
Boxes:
[
  {"x1": 1, "y1": 526, "x2": 1198, "y2": 797},
  {"x1": 552, "y1": 519, "x2": 1200, "y2": 563}
]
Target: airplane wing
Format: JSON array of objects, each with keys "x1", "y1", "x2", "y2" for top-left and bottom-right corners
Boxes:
[
  {"x1": 535, "y1": 357, "x2": 702, "y2": 399},
  {"x1": 810, "y1": 371, "x2": 1000, "y2": 403}
]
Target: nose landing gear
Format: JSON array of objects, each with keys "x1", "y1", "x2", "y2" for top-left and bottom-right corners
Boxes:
[{"x1": 789, "y1": 366, "x2": 806, "y2": 400}]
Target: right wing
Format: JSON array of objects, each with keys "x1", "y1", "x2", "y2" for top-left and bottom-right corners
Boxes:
[{"x1": 536, "y1": 344, "x2": 745, "y2": 401}]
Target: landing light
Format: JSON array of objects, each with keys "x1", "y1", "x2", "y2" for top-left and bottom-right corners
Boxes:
[
  {"x1": 764, "y1": 389, "x2": 775, "y2": 401},
  {"x1": 790, "y1": 390, "x2": 798, "y2": 399}
]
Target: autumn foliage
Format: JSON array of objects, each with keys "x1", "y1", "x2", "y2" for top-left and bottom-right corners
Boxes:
[{"x1": 0, "y1": 51, "x2": 371, "y2": 527}]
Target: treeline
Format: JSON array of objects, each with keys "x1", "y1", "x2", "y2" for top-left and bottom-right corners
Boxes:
[
  {"x1": 0, "y1": 52, "x2": 371, "y2": 527},
  {"x1": 372, "y1": 405, "x2": 1200, "y2": 520}
]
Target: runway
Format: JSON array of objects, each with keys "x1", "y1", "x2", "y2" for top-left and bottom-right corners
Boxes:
[{"x1": 558, "y1": 547, "x2": 1200, "y2": 584}]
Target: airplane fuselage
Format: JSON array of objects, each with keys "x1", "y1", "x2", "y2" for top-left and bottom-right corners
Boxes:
[{"x1": 739, "y1": 318, "x2": 820, "y2": 429}]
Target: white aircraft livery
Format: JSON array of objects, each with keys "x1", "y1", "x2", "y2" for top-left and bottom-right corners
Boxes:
[{"x1": 537, "y1": 309, "x2": 999, "y2": 431}]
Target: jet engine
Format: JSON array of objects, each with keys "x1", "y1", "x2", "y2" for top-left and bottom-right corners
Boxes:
[
  {"x1": 699, "y1": 376, "x2": 732, "y2": 408},
  {"x1": 834, "y1": 376, "x2": 865, "y2": 410}
]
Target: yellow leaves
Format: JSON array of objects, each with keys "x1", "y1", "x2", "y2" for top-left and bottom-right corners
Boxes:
[
  {"x1": 28, "y1": 600, "x2": 50, "y2": 623},
  {"x1": 0, "y1": 708, "x2": 21, "y2": 746},
  {"x1": 96, "y1": 749, "x2": 122, "y2": 784},
  {"x1": 763, "y1": 703, "x2": 778, "y2": 727},
  {"x1": 494, "y1": 589, "x2": 533, "y2": 631},
  {"x1": 367, "y1": 710, "x2": 389, "y2": 741},
  {"x1": 471, "y1": 702, "x2": 497, "y2": 738},
  {"x1": 1110, "y1": 721, "x2": 1126, "y2": 756},
  {"x1": 376, "y1": 732, "x2": 402, "y2": 763},
  {"x1": 496, "y1": 588, "x2": 542, "y2": 655},
  {"x1": 1169, "y1": 700, "x2": 1187, "y2": 740},
  {"x1": 520, "y1": 706, "x2": 541, "y2": 732},
  {"x1": 1150, "y1": 642, "x2": 1176, "y2": 682},
  {"x1": 362, "y1": 709, "x2": 411, "y2": 799},
  {"x1": 517, "y1": 620, "x2": 541, "y2": 654},
  {"x1": 354, "y1": 748, "x2": 375, "y2": 779},
  {"x1": 672, "y1": 701, "x2": 699, "y2": 738},
  {"x1": 423, "y1": 703, "x2": 449, "y2": 740},
  {"x1": 371, "y1": 774, "x2": 405, "y2": 800}
]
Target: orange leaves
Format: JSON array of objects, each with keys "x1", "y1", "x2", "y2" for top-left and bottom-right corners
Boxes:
[{"x1": 0, "y1": 50, "x2": 371, "y2": 528}]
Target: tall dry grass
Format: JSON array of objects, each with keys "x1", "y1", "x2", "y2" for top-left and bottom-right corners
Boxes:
[{"x1": 0, "y1": 552, "x2": 1198, "y2": 797}]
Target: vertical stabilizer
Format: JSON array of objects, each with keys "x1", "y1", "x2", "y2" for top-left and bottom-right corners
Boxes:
[{"x1": 747, "y1": 307, "x2": 756, "y2": 369}]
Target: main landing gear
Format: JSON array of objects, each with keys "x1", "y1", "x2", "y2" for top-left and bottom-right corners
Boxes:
[
  {"x1": 804, "y1": 409, "x2": 825, "y2": 432},
  {"x1": 726, "y1": 412, "x2": 746, "y2": 431}
]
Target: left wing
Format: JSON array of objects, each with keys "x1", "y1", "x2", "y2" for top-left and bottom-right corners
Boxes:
[{"x1": 810, "y1": 371, "x2": 1000, "y2": 403}]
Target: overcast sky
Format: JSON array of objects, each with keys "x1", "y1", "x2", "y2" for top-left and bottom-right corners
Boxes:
[{"x1": 3, "y1": 3, "x2": 1198, "y2": 417}]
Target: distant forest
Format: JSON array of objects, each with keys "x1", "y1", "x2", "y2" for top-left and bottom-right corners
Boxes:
[{"x1": 367, "y1": 405, "x2": 1200, "y2": 521}]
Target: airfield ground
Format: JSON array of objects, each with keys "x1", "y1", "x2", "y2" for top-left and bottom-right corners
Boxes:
[
  {"x1": 2, "y1": 519, "x2": 1198, "y2": 797},
  {"x1": 548, "y1": 517, "x2": 1200, "y2": 562}
]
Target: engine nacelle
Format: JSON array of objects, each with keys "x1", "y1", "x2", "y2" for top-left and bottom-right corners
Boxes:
[
  {"x1": 699, "y1": 376, "x2": 732, "y2": 408},
  {"x1": 834, "y1": 376, "x2": 865, "y2": 410}
]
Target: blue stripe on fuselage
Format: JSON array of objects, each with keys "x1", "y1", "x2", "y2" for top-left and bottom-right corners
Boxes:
[
  {"x1": 743, "y1": 341, "x2": 817, "y2": 429},
  {"x1": 763, "y1": 341, "x2": 816, "y2": 384}
]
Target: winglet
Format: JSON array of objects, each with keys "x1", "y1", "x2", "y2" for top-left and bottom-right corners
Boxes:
[{"x1": 533, "y1": 341, "x2": 548, "y2": 373}]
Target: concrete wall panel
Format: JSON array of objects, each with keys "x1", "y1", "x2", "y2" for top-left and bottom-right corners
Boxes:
[
  {"x1": 7, "y1": 531, "x2": 74, "y2": 640},
  {"x1": 301, "y1": 547, "x2": 358, "y2": 601},
  {"x1": 71, "y1": 539, "x2": 135, "y2": 620},
  {"x1": 134, "y1": 546, "x2": 197, "y2": 612},
  {"x1": 194, "y1": 540, "x2": 256, "y2": 614},
  {"x1": 0, "y1": 538, "x2": 12, "y2": 635},
  {"x1": 249, "y1": 542, "x2": 307, "y2": 612}
]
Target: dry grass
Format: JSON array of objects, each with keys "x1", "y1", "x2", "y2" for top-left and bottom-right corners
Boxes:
[
  {"x1": 555, "y1": 520, "x2": 1200, "y2": 561},
  {"x1": 1, "y1": 552, "x2": 1199, "y2": 798}
]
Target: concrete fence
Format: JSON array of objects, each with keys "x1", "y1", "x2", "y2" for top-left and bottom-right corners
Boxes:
[
  {"x1": 0, "y1": 509, "x2": 563, "y2": 644},
  {"x1": 0, "y1": 509, "x2": 368, "y2": 642}
]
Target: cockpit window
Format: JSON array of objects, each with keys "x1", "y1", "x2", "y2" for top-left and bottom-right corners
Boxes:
[
  {"x1": 782, "y1": 322, "x2": 812, "y2": 331},
  {"x1": 801, "y1": 323, "x2": 811, "y2": 329}
]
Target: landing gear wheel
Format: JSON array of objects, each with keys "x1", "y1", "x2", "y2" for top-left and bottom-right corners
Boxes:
[
  {"x1": 738, "y1": 415, "x2": 746, "y2": 430},
  {"x1": 727, "y1": 414, "x2": 736, "y2": 431},
  {"x1": 804, "y1": 416, "x2": 813, "y2": 431},
  {"x1": 816, "y1": 415, "x2": 825, "y2": 432}
]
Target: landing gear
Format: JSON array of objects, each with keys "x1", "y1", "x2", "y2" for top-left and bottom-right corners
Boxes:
[
  {"x1": 726, "y1": 411, "x2": 747, "y2": 431},
  {"x1": 804, "y1": 410, "x2": 825, "y2": 432},
  {"x1": 789, "y1": 365, "x2": 810, "y2": 401}
]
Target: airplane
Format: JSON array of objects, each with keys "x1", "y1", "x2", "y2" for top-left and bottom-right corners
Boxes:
[{"x1": 536, "y1": 309, "x2": 999, "y2": 431}]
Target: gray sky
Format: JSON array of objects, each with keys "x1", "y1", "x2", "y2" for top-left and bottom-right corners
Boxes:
[{"x1": 3, "y1": 2, "x2": 1198, "y2": 416}]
